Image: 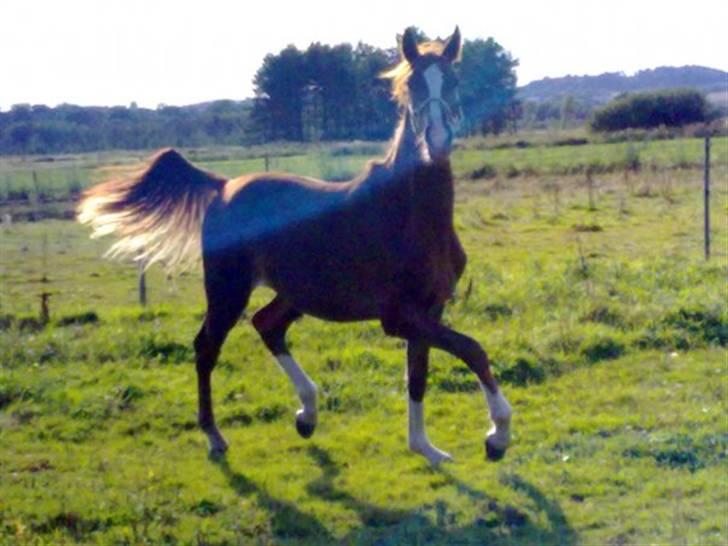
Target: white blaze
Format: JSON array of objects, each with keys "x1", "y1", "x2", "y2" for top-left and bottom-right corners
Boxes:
[{"x1": 423, "y1": 64, "x2": 448, "y2": 149}]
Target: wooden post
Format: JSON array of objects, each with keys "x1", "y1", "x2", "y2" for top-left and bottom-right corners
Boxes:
[
  {"x1": 138, "y1": 260, "x2": 147, "y2": 306},
  {"x1": 31, "y1": 170, "x2": 39, "y2": 221},
  {"x1": 586, "y1": 167, "x2": 596, "y2": 211},
  {"x1": 41, "y1": 232, "x2": 48, "y2": 283},
  {"x1": 32, "y1": 170, "x2": 39, "y2": 196},
  {"x1": 264, "y1": 154, "x2": 270, "y2": 172},
  {"x1": 704, "y1": 137, "x2": 711, "y2": 261},
  {"x1": 39, "y1": 292, "x2": 50, "y2": 325}
]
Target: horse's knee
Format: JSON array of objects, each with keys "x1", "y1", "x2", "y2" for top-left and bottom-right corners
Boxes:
[
  {"x1": 253, "y1": 301, "x2": 301, "y2": 354},
  {"x1": 461, "y1": 338, "x2": 489, "y2": 369},
  {"x1": 193, "y1": 328, "x2": 206, "y2": 356},
  {"x1": 194, "y1": 325, "x2": 221, "y2": 372},
  {"x1": 252, "y1": 311, "x2": 286, "y2": 354}
]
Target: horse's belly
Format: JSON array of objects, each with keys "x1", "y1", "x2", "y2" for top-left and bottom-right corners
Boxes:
[
  {"x1": 291, "y1": 297, "x2": 381, "y2": 322},
  {"x1": 261, "y1": 259, "x2": 392, "y2": 322},
  {"x1": 263, "y1": 248, "x2": 403, "y2": 322}
]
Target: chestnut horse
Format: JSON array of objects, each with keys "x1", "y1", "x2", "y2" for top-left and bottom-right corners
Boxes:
[{"x1": 78, "y1": 27, "x2": 512, "y2": 465}]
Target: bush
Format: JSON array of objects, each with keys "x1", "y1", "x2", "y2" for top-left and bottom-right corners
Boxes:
[
  {"x1": 483, "y1": 303, "x2": 513, "y2": 320},
  {"x1": 56, "y1": 311, "x2": 99, "y2": 327},
  {"x1": 662, "y1": 307, "x2": 727, "y2": 346},
  {"x1": 499, "y1": 357, "x2": 546, "y2": 386},
  {"x1": 469, "y1": 163, "x2": 498, "y2": 180},
  {"x1": 590, "y1": 89, "x2": 708, "y2": 132},
  {"x1": 580, "y1": 336, "x2": 626, "y2": 363},
  {"x1": 137, "y1": 335, "x2": 192, "y2": 364}
]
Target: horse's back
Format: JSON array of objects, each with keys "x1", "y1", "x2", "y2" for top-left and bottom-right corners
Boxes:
[{"x1": 202, "y1": 172, "x2": 349, "y2": 255}]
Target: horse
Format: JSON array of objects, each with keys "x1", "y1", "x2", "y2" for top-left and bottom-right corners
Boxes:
[{"x1": 77, "y1": 27, "x2": 512, "y2": 466}]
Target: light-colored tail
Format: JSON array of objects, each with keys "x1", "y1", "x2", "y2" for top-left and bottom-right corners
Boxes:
[{"x1": 77, "y1": 148, "x2": 225, "y2": 270}]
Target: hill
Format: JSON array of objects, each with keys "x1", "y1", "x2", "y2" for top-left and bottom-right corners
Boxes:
[{"x1": 518, "y1": 65, "x2": 727, "y2": 104}]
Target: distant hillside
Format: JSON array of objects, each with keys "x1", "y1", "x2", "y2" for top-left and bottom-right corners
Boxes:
[{"x1": 518, "y1": 65, "x2": 727, "y2": 104}]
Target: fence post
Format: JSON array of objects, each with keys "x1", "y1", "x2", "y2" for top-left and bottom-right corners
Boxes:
[
  {"x1": 264, "y1": 154, "x2": 270, "y2": 172},
  {"x1": 138, "y1": 259, "x2": 147, "y2": 306},
  {"x1": 39, "y1": 292, "x2": 51, "y2": 325},
  {"x1": 704, "y1": 136, "x2": 711, "y2": 261}
]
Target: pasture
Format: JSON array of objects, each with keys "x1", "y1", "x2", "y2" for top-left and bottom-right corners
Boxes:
[{"x1": 0, "y1": 135, "x2": 726, "y2": 545}]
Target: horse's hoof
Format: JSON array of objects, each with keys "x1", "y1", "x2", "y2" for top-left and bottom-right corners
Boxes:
[
  {"x1": 295, "y1": 411, "x2": 316, "y2": 439},
  {"x1": 410, "y1": 442, "x2": 454, "y2": 466},
  {"x1": 485, "y1": 438, "x2": 507, "y2": 462},
  {"x1": 208, "y1": 444, "x2": 228, "y2": 460},
  {"x1": 205, "y1": 430, "x2": 229, "y2": 459}
]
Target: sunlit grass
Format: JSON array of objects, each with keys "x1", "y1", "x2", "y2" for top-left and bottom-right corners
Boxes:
[{"x1": 0, "y1": 139, "x2": 726, "y2": 545}]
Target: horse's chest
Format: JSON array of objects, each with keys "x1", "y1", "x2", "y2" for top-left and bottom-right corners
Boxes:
[{"x1": 400, "y1": 230, "x2": 463, "y2": 307}]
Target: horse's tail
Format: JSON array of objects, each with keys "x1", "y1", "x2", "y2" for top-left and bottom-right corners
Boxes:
[{"x1": 77, "y1": 148, "x2": 225, "y2": 270}]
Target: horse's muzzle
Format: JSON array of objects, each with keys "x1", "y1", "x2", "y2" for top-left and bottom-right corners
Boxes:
[{"x1": 426, "y1": 124, "x2": 453, "y2": 161}]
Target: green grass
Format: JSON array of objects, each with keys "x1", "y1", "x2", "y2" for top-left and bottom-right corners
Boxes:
[
  {"x1": 1, "y1": 136, "x2": 724, "y2": 204},
  {"x1": 0, "y1": 139, "x2": 727, "y2": 545},
  {"x1": 454, "y1": 136, "x2": 727, "y2": 179}
]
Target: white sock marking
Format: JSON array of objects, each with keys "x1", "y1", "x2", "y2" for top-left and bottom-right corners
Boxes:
[
  {"x1": 483, "y1": 385, "x2": 512, "y2": 449},
  {"x1": 408, "y1": 399, "x2": 427, "y2": 446},
  {"x1": 276, "y1": 354, "x2": 317, "y2": 423},
  {"x1": 408, "y1": 398, "x2": 452, "y2": 465}
]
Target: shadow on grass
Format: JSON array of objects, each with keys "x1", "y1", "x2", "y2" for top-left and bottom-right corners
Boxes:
[
  {"x1": 214, "y1": 456, "x2": 333, "y2": 542},
  {"x1": 215, "y1": 446, "x2": 577, "y2": 546}
]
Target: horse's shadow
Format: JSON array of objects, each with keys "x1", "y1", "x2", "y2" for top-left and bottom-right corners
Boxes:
[{"x1": 213, "y1": 447, "x2": 577, "y2": 545}]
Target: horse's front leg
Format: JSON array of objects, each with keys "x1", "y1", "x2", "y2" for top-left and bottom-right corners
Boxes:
[
  {"x1": 384, "y1": 307, "x2": 512, "y2": 462},
  {"x1": 407, "y1": 339, "x2": 453, "y2": 465}
]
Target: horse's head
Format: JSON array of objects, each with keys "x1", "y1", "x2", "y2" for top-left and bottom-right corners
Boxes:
[{"x1": 384, "y1": 27, "x2": 463, "y2": 162}]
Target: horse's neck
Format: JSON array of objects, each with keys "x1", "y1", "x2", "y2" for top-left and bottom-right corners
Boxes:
[
  {"x1": 386, "y1": 110, "x2": 425, "y2": 173},
  {"x1": 384, "y1": 111, "x2": 455, "y2": 229}
]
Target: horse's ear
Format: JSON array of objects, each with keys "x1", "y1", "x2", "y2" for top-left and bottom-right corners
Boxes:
[
  {"x1": 401, "y1": 27, "x2": 420, "y2": 64},
  {"x1": 442, "y1": 26, "x2": 462, "y2": 63}
]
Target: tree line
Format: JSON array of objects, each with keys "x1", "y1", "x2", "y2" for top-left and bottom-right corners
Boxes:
[
  {"x1": 0, "y1": 29, "x2": 519, "y2": 155},
  {"x1": 0, "y1": 101, "x2": 255, "y2": 155},
  {"x1": 251, "y1": 32, "x2": 519, "y2": 141}
]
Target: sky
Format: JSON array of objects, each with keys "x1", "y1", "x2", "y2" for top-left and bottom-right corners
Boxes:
[{"x1": 1, "y1": 0, "x2": 726, "y2": 110}]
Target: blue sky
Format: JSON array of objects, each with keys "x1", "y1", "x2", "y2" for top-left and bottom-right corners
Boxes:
[{"x1": 2, "y1": 0, "x2": 726, "y2": 109}]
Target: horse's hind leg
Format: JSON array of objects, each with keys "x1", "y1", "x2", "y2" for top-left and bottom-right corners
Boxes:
[
  {"x1": 252, "y1": 296, "x2": 318, "y2": 438},
  {"x1": 194, "y1": 255, "x2": 253, "y2": 456}
]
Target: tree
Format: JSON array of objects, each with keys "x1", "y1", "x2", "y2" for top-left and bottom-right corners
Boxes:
[
  {"x1": 352, "y1": 42, "x2": 397, "y2": 140},
  {"x1": 253, "y1": 45, "x2": 308, "y2": 141},
  {"x1": 458, "y1": 38, "x2": 518, "y2": 136},
  {"x1": 304, "y1": 43, "x2": 358, "y2": 140}
]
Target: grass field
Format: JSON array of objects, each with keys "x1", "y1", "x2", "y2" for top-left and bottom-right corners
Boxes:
[
  {"x1": 0, "y1": 135, "x2": 726, "y2": 545},
  {"x1": 1, "y1": 135, "x2": 725, "y2": 203}
]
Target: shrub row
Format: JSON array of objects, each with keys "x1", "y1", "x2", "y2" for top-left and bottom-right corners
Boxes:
[{"x1": 590, "y1": 89, "x2": 709, "y2": 132}]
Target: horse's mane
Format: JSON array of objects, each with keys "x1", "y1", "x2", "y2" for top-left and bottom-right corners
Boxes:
[{"x1": 380, "y1": 40, "x2": 448, "y2": 107}]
